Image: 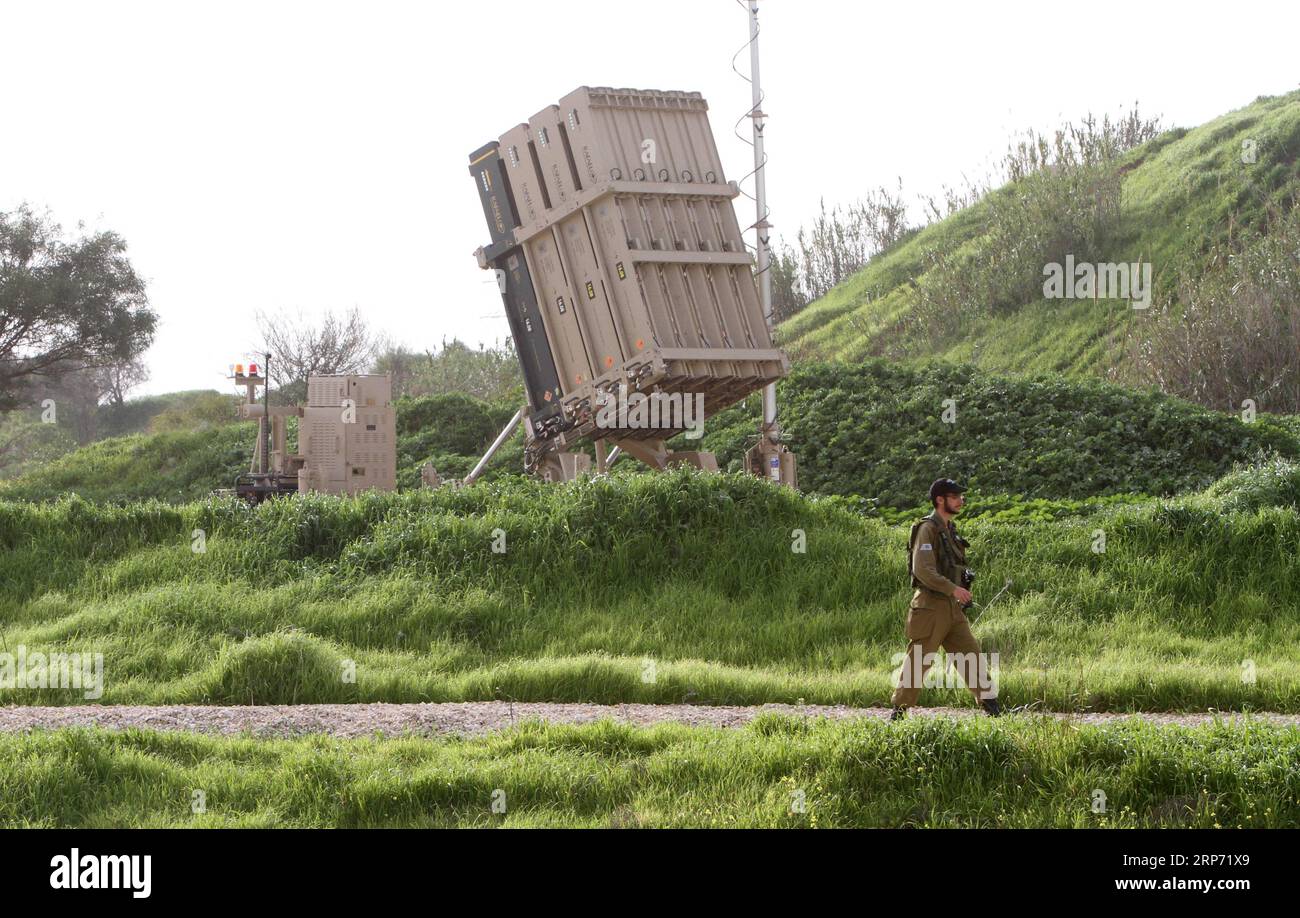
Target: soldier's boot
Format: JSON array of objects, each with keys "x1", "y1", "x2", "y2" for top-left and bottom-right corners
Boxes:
[
  {"x1": 890, "y1": 706, "x2": 907, "y2": 722},
  {"x1": 981, "y1": 698, "x2": 1002, "y2": 717}
]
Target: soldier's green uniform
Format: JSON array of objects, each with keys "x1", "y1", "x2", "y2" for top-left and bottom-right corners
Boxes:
[{"x1": 891, "y1": 481, "x2": 997, "y2": 713}]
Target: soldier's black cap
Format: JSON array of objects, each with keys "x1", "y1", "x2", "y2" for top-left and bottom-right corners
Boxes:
[{"x1": 929, "y1": 478, "x2": 967, "y2": 501}]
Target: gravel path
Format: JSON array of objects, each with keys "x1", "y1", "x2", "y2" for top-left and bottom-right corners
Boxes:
[{"x1": 0, "y1": 703, "x2": 1297, "y2": 739}]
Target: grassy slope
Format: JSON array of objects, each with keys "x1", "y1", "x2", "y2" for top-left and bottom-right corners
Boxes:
[
  {"x1": 95, "y1": 389, "x2": 231, "y2": 439},
  {"x1": 2, "y1": 462, "x2": 1298, "y2": 711},
  {"x1": 9, "y1": 361, "x2": 1297, "y2": 510},
  {"x1": 0, "y1": 395, "x2": 524, "y2": 503},
  {"x1": 2, "y1": 717, "x2": 1296, "y2": 827},
  {"x1": 0, "y1": 424, "x2": 255, "y2": 504},
  {"x1": 779, "y1": 91, "x2": 1300, "y2": 377},
  {"x1": 688, "y1": 361, "x2": 1300, "y2": 507}
]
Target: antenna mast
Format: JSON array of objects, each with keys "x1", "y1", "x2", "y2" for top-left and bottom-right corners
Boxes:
[
  {"x1": 738, "y1": 0, "x2": 797, "y2": 488},
  {"x1": 748, "y1": 0, "x2": 778, "y2": 442}
]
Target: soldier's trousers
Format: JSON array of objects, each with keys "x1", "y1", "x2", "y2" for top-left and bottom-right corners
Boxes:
[{"x1": 891, "y1": 600, "x2": 995, "y2": 708}]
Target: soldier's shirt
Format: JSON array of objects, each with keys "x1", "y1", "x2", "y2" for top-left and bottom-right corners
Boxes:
[{"x1": 910, "y1": 513, "x2": 967, "y2": 610}]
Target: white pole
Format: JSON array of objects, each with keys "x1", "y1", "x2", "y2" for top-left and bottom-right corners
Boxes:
[
  {"x1": 749, "y1": 0, "x2": 777, "y2": 431},
  {"x1": 465, "y1": 406, "x2": 525, "y2": 485}
]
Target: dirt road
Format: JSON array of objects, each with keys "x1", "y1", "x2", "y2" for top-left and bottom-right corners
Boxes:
[{"x1": 1, "y1": 702, "x2": 1296, "y2": 739}]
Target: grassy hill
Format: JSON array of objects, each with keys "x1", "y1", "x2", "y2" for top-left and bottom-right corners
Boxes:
[
  {"x1": 689, "y1": 361, "x2": 1300, "y2": 511},
  {"x1": 0, "y1": 425, "x2": 255, "y2": 504},
  {"x1": 0, "y1": 393, "x2": 524, "y2": 504},
  {"x1": 777, "y1": 91, "x2": 1300, "y2": 381},
  {"x1": 2, "y1": 461, "x2": 1298, "y2": 712},
  {"x1": 7, "y1": 363, "x2": 1297, "y2": 510},
  {"x1": 96, "y1": 389, "x2": 235, "y2": 439}
]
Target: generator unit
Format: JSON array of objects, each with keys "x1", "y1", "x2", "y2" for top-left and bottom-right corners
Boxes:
[
  {"x1": 468, "y1": 86, "x2": 796, "y2": 484},
  {"x1": 229, "y1": 360, "x2": 396, "y2": 503},
  {"x1": 298, "y1": 375, "x2": 397, "y2": 495}
]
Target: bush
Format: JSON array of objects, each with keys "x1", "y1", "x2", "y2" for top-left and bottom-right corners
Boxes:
[
  {"x1": 395, "y1": 393, "x2": 497, "y2": 452},
  {"x1": 903, "y1": 110, "x2": 1162, "y2": 351},
  {"x1": 149, "y1": 392, "x2": 240, "y2": 433},
  {"x1": 690, "y1": 360, "x2": 1298, "y2": 507},
  {"x1": 1128, "y1": 207, "x2": 1300, "y2": 412}
]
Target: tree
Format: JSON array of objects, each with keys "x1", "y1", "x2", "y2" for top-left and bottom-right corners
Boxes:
[
  {"x1": 793, "y1": 183, "x2": 913, "y2": 303},
  {"x1": 372, "y1": 337, "x2": 522, "y2": 404},
  {"x1": 370, "y1": 340, "x2": 423, "y2": 400},
  {"x1": 19, "y1": 357, "x2": 152, "y2": 443},
  {"x1": 253, "y1": 306, "x2": 378, "y2": 402},
  {"x1": 768, "y1": 241, "x2": 808, "y2": 323},
  {"x1": 0, "y1": 205, "x2": 157, "y2": 411},
  {"x1": 103, "y1": 356, "x2": 150, "y2": 407}
]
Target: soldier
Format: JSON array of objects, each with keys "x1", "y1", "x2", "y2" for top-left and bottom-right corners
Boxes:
[{"x1": 890, "y1": 478, "x2": 1001, "y2": 721}]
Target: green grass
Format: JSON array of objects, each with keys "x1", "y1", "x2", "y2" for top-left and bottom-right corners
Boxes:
[
  {"x1": 779, "y1": 91, "x2": 1300, "y2": 379},
  {"x1": 2, "y1": 462, "x2": 1298, "y2": 711},
  {"x1": 2, "y1": 716, "x2": 1296, "y2": 827},
  {"x1": 96, "y1": 389, "x2": 236, "y2": 440},
  {"x1": 0, "y1": 424, "x2": 254, "y2": 504},
  {"x1": 687, "y1": 360, "x2": 1300, "y2": 506},
  {"x1": 11, "y1": 361, "x2": 1297, "y2": 511},
  {"x1": 0, "y1": 393, "x2": 524, "y2": 504}
]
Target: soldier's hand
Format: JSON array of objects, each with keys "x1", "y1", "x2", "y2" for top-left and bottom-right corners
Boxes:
[{"x1": 953, "y1": 587, "x2": 973, "y2": 605}]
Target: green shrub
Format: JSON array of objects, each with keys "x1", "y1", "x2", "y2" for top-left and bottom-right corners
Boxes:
[
  {"x1": 395, "y1": 393, "x2": 497, "y2": 450},
  {"x1": 689, "y1": 360, "x2": 1298, "y2": 507},
  {"x1": 0, "y1": 425, "x2": 252, "y2": 504},
  {"x1": 149, "y1": 392, "x2": 240, "y2": 433}
]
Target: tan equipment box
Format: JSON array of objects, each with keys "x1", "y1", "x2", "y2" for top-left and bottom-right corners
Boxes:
[
  {"x1": 307, "y1": 374, "x2": 392, "y2": 409},
  {"x1": 298, "y1": 375, "x2": 396, "y2": 495}
]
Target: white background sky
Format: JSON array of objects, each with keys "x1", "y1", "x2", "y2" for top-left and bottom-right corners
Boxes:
[{"x1": 2, "y1": 0, "x2": 1297, "y2": 397}]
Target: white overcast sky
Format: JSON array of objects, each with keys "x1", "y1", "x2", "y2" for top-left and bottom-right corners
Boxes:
[{"x1": 2, "y1": 0, "x2": 1297, "y2": 397}]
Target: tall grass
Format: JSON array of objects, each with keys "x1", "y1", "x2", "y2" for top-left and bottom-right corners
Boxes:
[
  {"x1": 779, "y1": 90, "x2": 1300, "y2": 385},
  {"x1": 1, "y1": 462, "x2": 1298, "y2": 710},
  {"x1": 1, "y1": 716, "x2": 1296, "y2": 827}
]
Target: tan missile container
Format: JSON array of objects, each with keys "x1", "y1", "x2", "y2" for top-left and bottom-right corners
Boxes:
[{"x1": 470, "y1": 87, "x2": 790, "y2": 476}]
